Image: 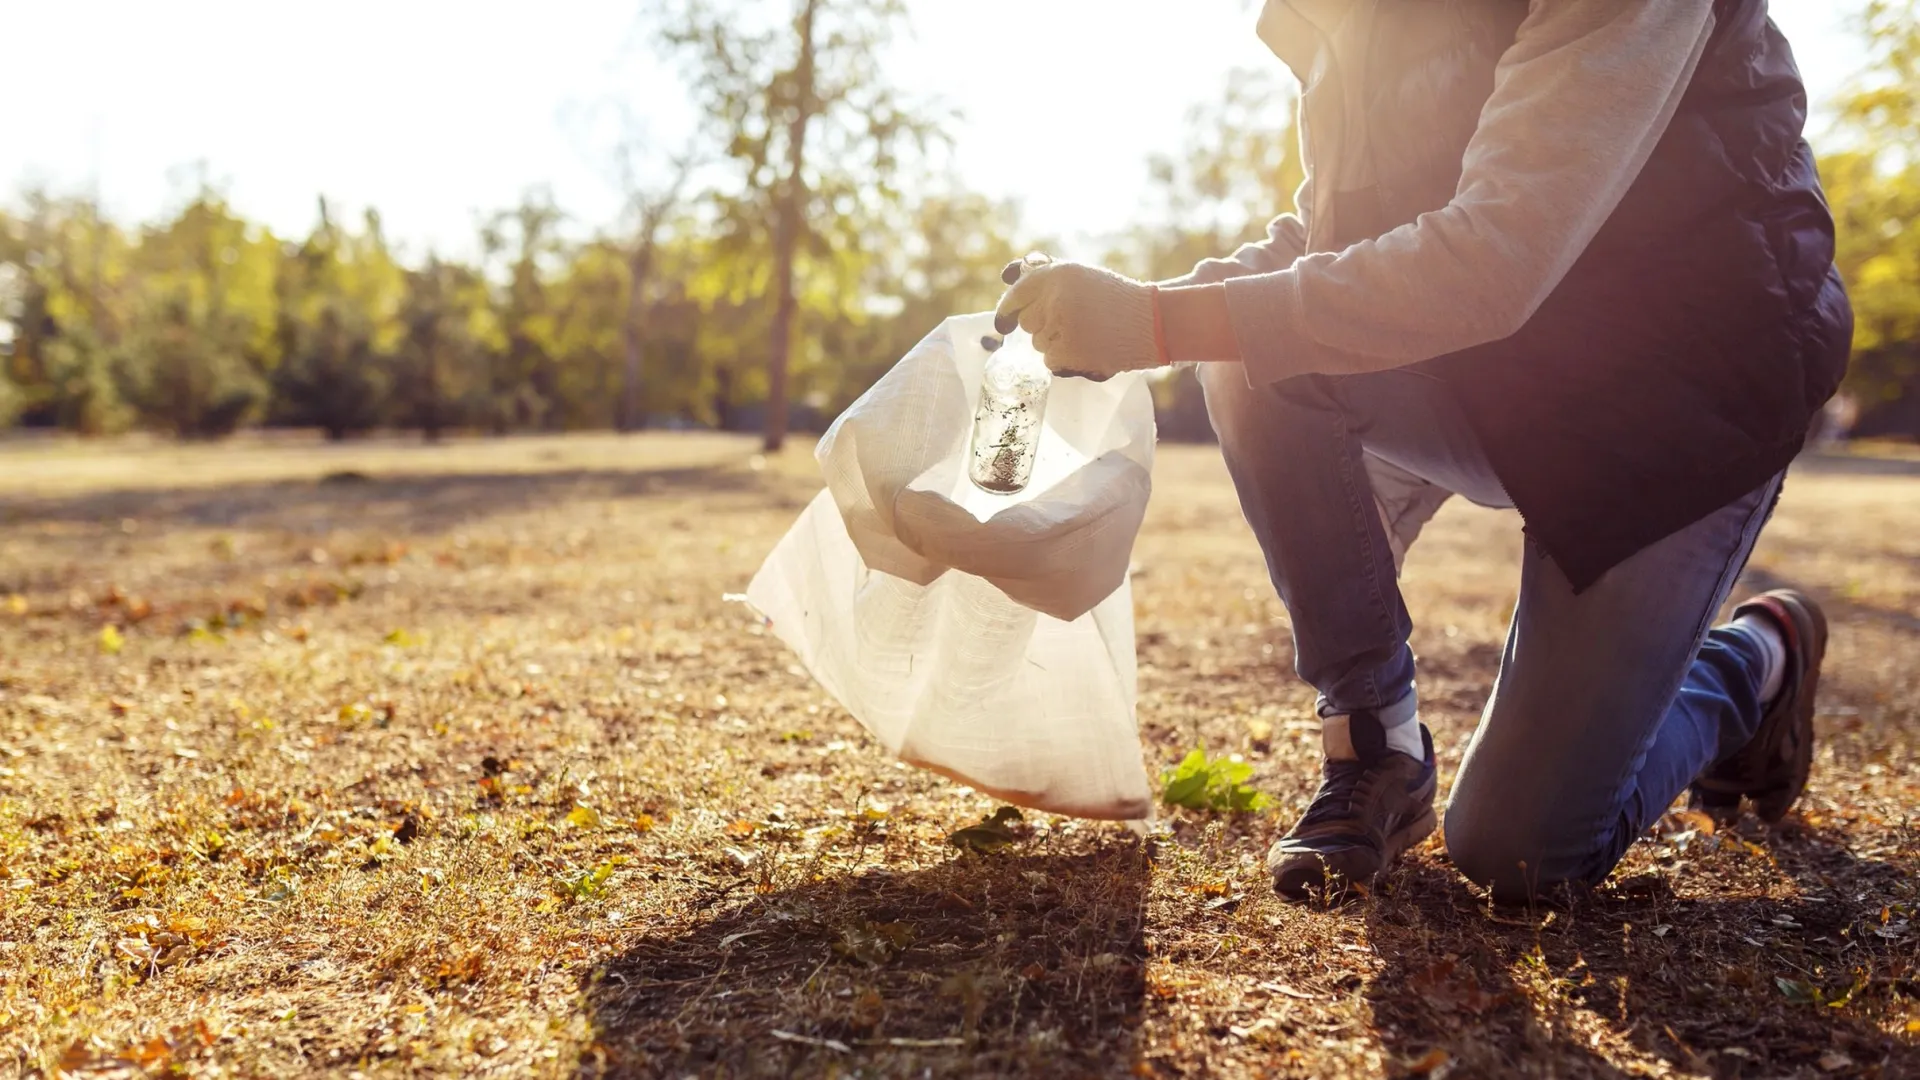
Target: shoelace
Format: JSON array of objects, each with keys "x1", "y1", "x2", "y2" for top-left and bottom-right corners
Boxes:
[{"x1": 1296, "y1": 758, "x2": 1372, "y2": 829}]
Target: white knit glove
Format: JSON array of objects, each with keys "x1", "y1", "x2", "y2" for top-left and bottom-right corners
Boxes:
[{"x1": 991, "y1": 254, "x2": 1167, "y2": 381}]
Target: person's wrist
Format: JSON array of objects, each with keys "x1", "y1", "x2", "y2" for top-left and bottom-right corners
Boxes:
[
  {"x1": 1156, "y1": 283, "x2": 1241, "y2": 364},
  {"x1": 1147, "y1": 285, "x2": 1171, "y2": 368}
]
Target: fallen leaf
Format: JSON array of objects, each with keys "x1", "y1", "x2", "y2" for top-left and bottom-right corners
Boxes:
[
  {"x1": 1405, "y1": 1048, "x2": 1451, "y2": 1075},
  {"x1": 1775, "y1": 976, "x2": 1821, "y2": 1005},
  {"x1": 1411, "y1": 959, "x2": 1504, "y2": 1016},
  {"x1": 1819, "y1": 1050, "x2": 1853, "y2": 1072},
  {"x1": 566, "y1": 804, "x2": 603, "y2": 829},
  {"x1": 948, "y1": 806, "x2": 1026, "y2": 853},
  {"x1": 119, "y1": 1036, "x2": 175, "y2": 1066},
  {"x1": 725, "y1": 819, "x2": 758, "y2": 838},
  {"x1": 1661, "y1": 808, "x2": 1717, "y2": 838},
  {"x1": 99, "y1": 624, "x2": 125, "y2": 655}
]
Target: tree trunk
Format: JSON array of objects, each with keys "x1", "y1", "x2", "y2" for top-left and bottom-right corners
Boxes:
[{"x1": 764, "y1": 0, "x2": 819, "y2": 454}]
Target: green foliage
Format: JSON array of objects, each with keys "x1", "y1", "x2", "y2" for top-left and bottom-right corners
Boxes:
[
  {"x1": 390, "y1": 257, "x2": 495, "y2": 439},
  {"x1": 659, "y1": 0, "x2": 948, "y2": 450},
  {"x1": 268, "y1": 202, "x2": 402, "y2": 440},
  {"x1": 0, "y1": 169, "x2": 1025, "y2": 441},
  {"x1": 555, "y1": 857, "x2": 627, "y2": 903},
  {"x1": 1823, "y1": 0, "x2": 1920, "y2": 427},
  {"x1": 118, "y1": 183, "x2": 281, "y2": 437},
  {"x1": 1, "y1": 194, "x2": 139, "y2": 433},
  {"x1": 1161, "y1": 748, "x2": 1272, "y2": 813},
  {"x1": 479, "y1": 191, "x2": 567, "y2": 432},
  {"x1": 8, "y1": 5, "x2": 1908, "y2": 442}
]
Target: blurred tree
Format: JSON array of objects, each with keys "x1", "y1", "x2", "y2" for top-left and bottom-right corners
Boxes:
[
  {"x1": 824, "y1": 189, "x2": 1025, "y2": 411},
  {"x1": 115, "y1": 178, "x2": 279, "y2": 438},
  {"x1": 269, "y1": 200, "x2": 405, "y2": 440},
  {"x1": 480, "y1": 190, "x2": 566, "y2": 432},
  {"x1": 0, "y1": 253, "x2": 19, "y2": 419},
  {"x1": 0, "y1": 194, "x2": 135, "y2": 433},
  {"x1": 1823, "y1": 0, "x2": 1920, "y2": 434},
  {"x1": 391, "y1": 256, "x2": 497, "y2": 441},
  {"x1": 660, "y1": 0, "x2": 943, "y2": 451},
  {"x1": 609, "y1": 134, "x2": 697, "y2": 431},
  {"x1": 547, "y1": 239, "x2": 628, "y2": 430}
]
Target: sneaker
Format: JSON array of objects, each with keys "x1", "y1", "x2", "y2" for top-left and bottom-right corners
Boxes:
[
  {"x1": 1691, "y1": 589, "x2": 1827, "y2": 824},
  {"x1": 1268, "y1": 720, "x2": 1438, "y2": 900}
]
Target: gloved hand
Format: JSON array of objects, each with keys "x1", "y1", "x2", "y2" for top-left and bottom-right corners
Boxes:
[{"x1": 992, "y1": 254, "x2": 1169, "y2": 381}]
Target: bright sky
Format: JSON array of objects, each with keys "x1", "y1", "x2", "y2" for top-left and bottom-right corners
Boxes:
[{"x1": 0, "y1": 1, "x2": 1867, "y2": 262}]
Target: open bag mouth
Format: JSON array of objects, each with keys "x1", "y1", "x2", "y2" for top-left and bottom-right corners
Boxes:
[{"x1": 743, "y1": 311, "x2": 1159, "y2": 821}]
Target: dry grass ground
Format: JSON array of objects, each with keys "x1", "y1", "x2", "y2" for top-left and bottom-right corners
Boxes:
[{"x1": 1, "y1": 431, "x2": 1916, "y2": 1079}]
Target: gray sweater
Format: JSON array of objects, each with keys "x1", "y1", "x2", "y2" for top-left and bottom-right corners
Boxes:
[{"x1": 1179, "y1": 0, "x2": 1719, "y2": 384}]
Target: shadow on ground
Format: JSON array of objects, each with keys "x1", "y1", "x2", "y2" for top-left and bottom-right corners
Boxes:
[
  {"x1": 1, "y1": 465, "x2": 790, "y2": 535},
  {"x1": 577, "y1": 845, "x2": 1150, "y2": 1079},
  {"x1": 1363, "y1": 826, "x2": 1920, "y2": 1078},
  {"x1": 1793, "y1": 451, "x2": 1920, "y2": 479}
]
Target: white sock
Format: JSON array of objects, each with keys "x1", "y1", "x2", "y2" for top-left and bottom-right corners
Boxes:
[
  {"x1": 1322, "y1": 691, "x2": 1425, "y2": 761},
  {"x1": 1731, "y1": 613, "x2": 1788, "y2": 704},
  {"x1": 1382, "y1": 712, "x2": 1426, "y2": 759}
]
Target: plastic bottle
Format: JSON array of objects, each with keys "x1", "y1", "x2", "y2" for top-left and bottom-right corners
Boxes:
[{"x1": 968, "y1": 333, "x2": 1051, "y2": 494}]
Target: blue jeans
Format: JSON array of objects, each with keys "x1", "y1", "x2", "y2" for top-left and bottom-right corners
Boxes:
[{"x1": 1200, "y1": 364, "x2": 1780, "y2": 895}]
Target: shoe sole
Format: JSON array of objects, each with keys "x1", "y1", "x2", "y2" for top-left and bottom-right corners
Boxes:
[{"x1": 1272, "y1": 805, "x2": 1437, "y2": 901}]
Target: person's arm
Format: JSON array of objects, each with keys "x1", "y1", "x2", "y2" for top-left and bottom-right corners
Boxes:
[
  {"x1": 1158, "y1": 176, "x2": 1313, "y2": 289},
  {"x1": 1206, "y1": 0, "x2": 1717, "y2": 383}
]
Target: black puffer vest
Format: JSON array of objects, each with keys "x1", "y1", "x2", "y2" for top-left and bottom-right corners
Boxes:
[{"x1": 1270, "y1": 0, "x2": 1853, "y2": 590}]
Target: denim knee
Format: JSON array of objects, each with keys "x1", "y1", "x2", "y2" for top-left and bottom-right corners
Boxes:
[
  {"x1": 1443, "y1": 801, "x2": 1536, "y2": 898},
  {"x1": 1444, "y1": 797, "x2": 1627, "y2": 901}
]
